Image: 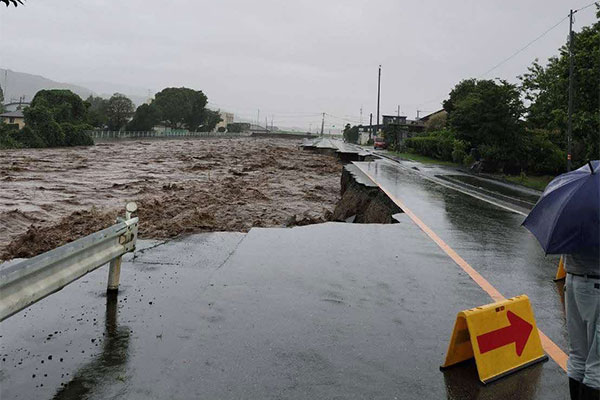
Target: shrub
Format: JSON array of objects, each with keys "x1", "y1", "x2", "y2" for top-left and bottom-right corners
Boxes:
[
  {"x1": 0, "y1": 123, "x2": 22, "y2": 149},
  {"x1": 451, "y1": 139, "x2": 468, "y2": 164},
  {"x1": 60, "y1": 123, "x2": 94, "y2": 146},
  {"x1": 436, "y1": 134, "x2": 453, "y2": 161},
  {"x1": 405, "y1": 129, "x2": 456, "y2": 161},
  {"x1": 405, "y1": 136, "x2": 439, "y2": 158},
  {"x1": 35, "y1": 121, "x2": 64, "y2": 147},
  {"x1": 17, "y1": 126, "x2": 46, "y2": 148},
  {"x1": 477, "y1": 144, "x2": 504, "y2": 172},
  {"x1": 463, "y1": 154, "x2": 475, "y2": 167},
  {"x1": 519, "y1": 129, "x2": 565, "y2": 175}
]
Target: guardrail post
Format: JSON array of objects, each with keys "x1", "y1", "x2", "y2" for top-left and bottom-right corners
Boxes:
[
  {"x1": 106, "y1": 257, "x2": 122, "y2": 292},
  {"x1": 106, "y1": 202, "x2": 138, "y2": 293}
]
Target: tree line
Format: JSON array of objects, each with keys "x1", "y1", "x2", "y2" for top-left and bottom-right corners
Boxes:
[
  {"x1": 349, "y1": 9, "x2": 598, "y2": 177},
  {"x1": 0, "y1": 87, "x2": 223, "y2": 149}
]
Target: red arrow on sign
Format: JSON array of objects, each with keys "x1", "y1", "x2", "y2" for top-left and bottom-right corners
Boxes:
[{"x1": 476, "y1": 311, "x2": 533, "y2": 356}]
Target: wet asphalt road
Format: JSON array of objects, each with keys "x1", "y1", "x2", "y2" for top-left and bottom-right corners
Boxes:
[
  {"x1": 0, "y1": 221, "x2": 567, "y2": 399},
  {"x1": 354, "y1": 160, "x2": 567, "y2": 353},
  {"x1": 0, "y1": 152, "x2": 570, "y2": 399}
]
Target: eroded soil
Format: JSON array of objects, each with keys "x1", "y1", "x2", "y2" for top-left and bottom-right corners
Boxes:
[{"x1": 0, "y1": 138, "x2": 341, "y2": 260}]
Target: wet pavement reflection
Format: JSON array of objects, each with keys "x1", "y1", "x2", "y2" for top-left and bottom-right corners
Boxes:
[
  {"x1": 52, "y1": 292, "x2": 130, "y2": 400},
  {"x1": 356, "y1": 159, "x2": 566, "y2": 349},
  {"x1": 442, "y1": 360, "x2": 543, "y2": 400}
]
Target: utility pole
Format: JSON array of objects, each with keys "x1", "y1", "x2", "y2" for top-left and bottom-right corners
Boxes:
[
  {"x1": 369, "y1": 113, "x2": 373, "y2": 140},
  {"x1": 360, "y1": 106, "x2": 363, "y2": 125},
  {"x1": 320, "y1": 112, "x2": 325, "y2": 136},
  {"x1": 397, "y1": 105, "x2": 400, "y2": 117},
  {"x1": 567, "y1": 9, "x2": 575, "y2": 171},
  {"x1": 257, "y1": 109, "x2": 260, "y2": 127},
  {"x1": 376, "y1": 65, "x2": 381, "y2": 135}
]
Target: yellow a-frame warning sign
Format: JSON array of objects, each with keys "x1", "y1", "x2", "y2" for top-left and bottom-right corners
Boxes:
[{"x1": 441, "y1": 295, "x2": 548, "y2": 384}]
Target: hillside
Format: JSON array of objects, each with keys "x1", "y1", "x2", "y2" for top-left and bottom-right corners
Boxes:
[
  {"x1": 1, "y1": 68, "x2": 94, "y2": 104},
  {"x1": 0, "y1": 69, "x2": 149, "y2": 105}
]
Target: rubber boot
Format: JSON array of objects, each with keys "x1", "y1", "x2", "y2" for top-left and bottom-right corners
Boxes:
[
  {"x1": 570, "y1": 378, "x2": 582, "y2": 400},
  {"x1": 581, "y1": 384, "x2": 600, "y2": 400}
]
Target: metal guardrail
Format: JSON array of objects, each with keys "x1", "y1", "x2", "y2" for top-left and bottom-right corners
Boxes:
[
  {"x1": 87, "y1": 130, "x2": 251, "y2": 140},
  {"x1": 0, "y1": 203, "x2": 139, "y2": 322}
]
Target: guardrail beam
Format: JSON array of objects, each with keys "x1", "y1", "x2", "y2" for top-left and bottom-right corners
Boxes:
[{"x1": 0, "y1": 203, "x2": 139, "y2": 322}]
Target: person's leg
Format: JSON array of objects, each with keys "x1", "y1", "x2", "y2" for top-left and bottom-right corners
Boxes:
[
  {"x1": 578, "y1": 277, "x2": 600, "y2": 399},
  {"x1": 572, "y1": 377, "x2": 584, "y2": 400},
  {"x1": 567, "y1": 276, "x2": 588, "y2": 378},
  {"x1": 581, "y1": 384, "x2": 599, "y2": 400},
  {"x1": 567, "y1": 274, "x2": 587, "y2": 399}
]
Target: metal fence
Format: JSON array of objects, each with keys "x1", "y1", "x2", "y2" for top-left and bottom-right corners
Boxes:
[
  {"x1": 0, "y1": 203, "x2": 139, "y2": 322},
  {"x1": 87, "y1": 130, "x2": 251, "y2": 140}
]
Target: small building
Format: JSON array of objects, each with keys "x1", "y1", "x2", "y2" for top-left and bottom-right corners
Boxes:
[
  {"x1": 1, "y1": 110, "x2": 25, "y2": 129},
  {"x1": 382, "y1": 115, "x2": 407, "y2": 126},
  {"x1": 215, "y1": 111, "x2": 234, "y2": 131},
  {"x1": 418, "y1": 109, "x2": 447, "y2": 123},
  {"x1": 357, "y1": 125, "x2": 372, "y2": 145}
]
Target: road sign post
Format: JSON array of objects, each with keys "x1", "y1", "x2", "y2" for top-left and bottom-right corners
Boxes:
[{"x1": 441, "y1": 295, "x2": 548, "y2": 384}]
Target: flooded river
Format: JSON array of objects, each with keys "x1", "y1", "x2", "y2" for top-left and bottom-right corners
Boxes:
[{"x1": 0, "y1": 137, "x2": 341, "y2": 260}]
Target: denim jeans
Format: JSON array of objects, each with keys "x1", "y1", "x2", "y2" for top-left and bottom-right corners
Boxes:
[{"x1": 566, "y1": 273, "x2": 600, "y2": 389}]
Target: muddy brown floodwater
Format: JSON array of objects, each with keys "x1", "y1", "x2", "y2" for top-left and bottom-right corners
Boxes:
[{"x1": 0, "y1": 137, "x2": 341, "y2": 260}]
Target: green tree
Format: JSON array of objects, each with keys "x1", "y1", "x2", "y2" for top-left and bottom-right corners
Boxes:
[
  {"x1": 85, "y1": 95, "x2": 109, "y2": 128},
  {"x1": 127, "y1": 103, "x2": 161, "y2": 131},
  {"x1": 153, "y1": 87, "x2": 209, "y2": 131},
  {"x1": 520, "y1": 8, "x2": 599, "y2": 165},
  {"x1": 30, "y1": 89, "x2": 88, "y2": 124},
  {"x1": 343, "y1": 124, "x2": 360, "y2": 144},
  {"x1": 153, "y1": 88, "x2": 189, "y2": 129},
  {"x1": 444, "y1": 79, "x2": 524, "y2": 150},
  {"x1": 23, "y1": 105, "x2": 63, "y2": 146},
  {"x1": 106, "y1": 93, "x2": 134, "y2": 131},
  {"x1": 186, "y1": 91, "x2": 209, "y2": 131},
  {"x1": 202, "y1": 109, "x2": 222, "y2": 132},
  {"x1": 23, "y1": 89, "x2": 93, "y2": 148}
]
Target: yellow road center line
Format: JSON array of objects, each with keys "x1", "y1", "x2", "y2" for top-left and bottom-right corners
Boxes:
[{"x1": 361, "y1": 168, "x2": 568, "y2": 372}]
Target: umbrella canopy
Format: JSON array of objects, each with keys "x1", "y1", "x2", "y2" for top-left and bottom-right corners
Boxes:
[{"x1": 522, "y1": 160, "x2": 599, "y2": 254}]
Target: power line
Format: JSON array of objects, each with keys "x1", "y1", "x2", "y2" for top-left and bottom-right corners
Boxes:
[
  {"x1": 414, "y1": 5, "x2": 597, "y2": 108},
  {"x1": 574, "y1": 1, "x2": 598, "y2": 12},
  {"x1": 477, "y1": 15, "x2": 569, "y2": 78}
]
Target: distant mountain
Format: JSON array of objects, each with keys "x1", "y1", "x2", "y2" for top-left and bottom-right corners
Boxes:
[
  {"x1": 1, "y1": 68, "x2": 95, "y2": 104},
  {"x1": 73, "y1": 80, "x2": 152, "y2": 105},
  {"x1": 0, "y1": 69, "x2": 150, "y2": 106}
]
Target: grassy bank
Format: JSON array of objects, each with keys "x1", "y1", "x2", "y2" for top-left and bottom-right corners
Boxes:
[
  {"x1": 501, "y1": 174, "x2": 553, "y2": 192},
  {"x1": 389, "y1": 151, "x2": 553, "y2": 191}
]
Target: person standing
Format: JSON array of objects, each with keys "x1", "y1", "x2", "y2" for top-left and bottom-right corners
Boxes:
[
  {"x1": 522, "y1": 161, "x2": 600, "y2": 400},
  {"x1": 565, "y1": 247, "x2": 600, "y2": 400}
]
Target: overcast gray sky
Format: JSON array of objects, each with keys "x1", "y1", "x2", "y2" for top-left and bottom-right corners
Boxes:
[{"x1": 0, "y1": 0, "x2": 597, "y2": 131}]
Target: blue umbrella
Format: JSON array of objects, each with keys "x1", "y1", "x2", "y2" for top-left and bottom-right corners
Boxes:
[{"x1": 522, "y1": 160, "x2": 599, "y2": 254}]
